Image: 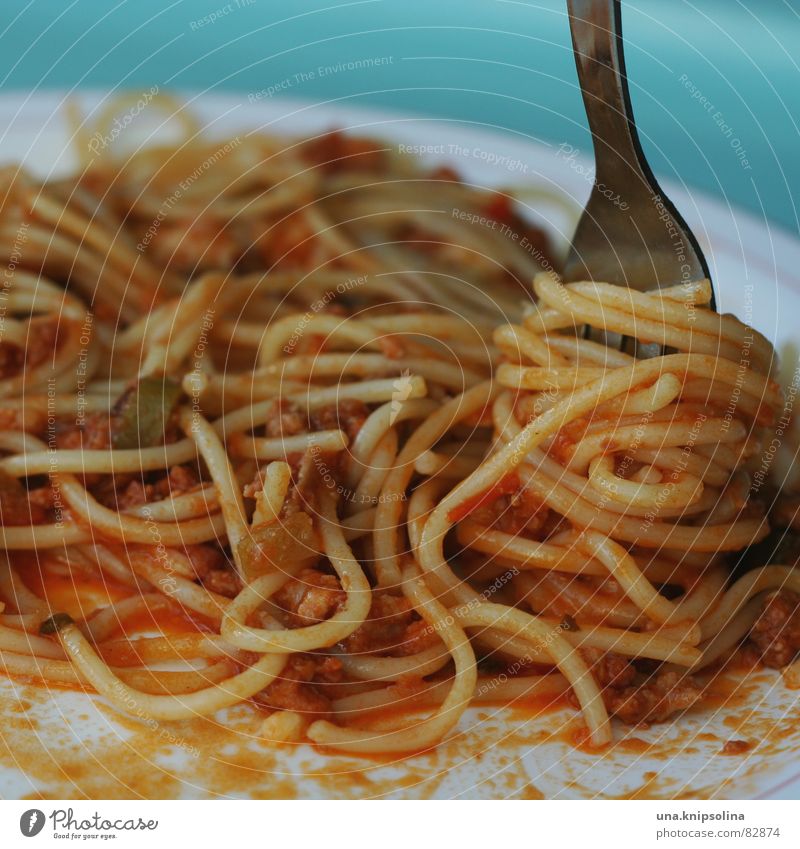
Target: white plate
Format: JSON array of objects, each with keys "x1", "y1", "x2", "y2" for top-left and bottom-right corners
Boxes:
[{"x1": 1, "y1": 91, "x2": 799, "y2": 800}]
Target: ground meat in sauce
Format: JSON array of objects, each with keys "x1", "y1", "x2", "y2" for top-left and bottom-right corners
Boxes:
[
  {"x1": 0, "y1": 319, "x2": 60, "y2": 380},
  {"x1": 140, "y1": 216, "x2": 240, "y2": 274},
  {"x1": 0, "y1": 343, "x2": 24, "y2": 380},
  {"x1": 470, "y1": 486, "x2": 549, "y2": 536},
  {"x1": 287, "y1": 450, "x2": 324, "y2": 514},
  {"x1": 55, "y1": 413, "x2": 113, "y2": 450},
  {"x1": 243, "y1": 449, "x2": 327, "y2": 518},
  {"x1": 301, "y1": 131, "x2": 387, "y2": 174},
  {"x1": 576, "y1": 649, "x2": 703, "y2": 725},
  {"x1": 309, "y1": 399, "x2": 369, "y2": 441},
  {"x1": 720, "y1": 739, "x2": 752, "y2": 755},
  {"x1": 255, "y1": 654, "x2": 343, "y2": 719},
  {"x1": 341, "y1": 592, "x2": 438, "y2": 657},
  {"x1": 184, "y1": 544, "x2": 241, "y2": 599},
  {"x1": 273, "y1": 567, "x2": 346, "y2": 626},
  {"x1": 747, "y1": 590, "x2": 800, "y2": 668},
  {"x1": 93, "y1": 465, "x2": 200, "y2": 511},
  {"x1": 265, "y1": 399, "x2": 306, "y2": 439},
  {"x1": 0, "y1": 474, "x2": 47, "y2": 525},
  {"x1": 0, "y1": 406, "x2": 43, "y2": 431}
]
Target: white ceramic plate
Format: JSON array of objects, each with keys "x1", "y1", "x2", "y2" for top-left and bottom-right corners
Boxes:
[{"x1": 1, "y1": 91, "x2": 799, "y2": 800}]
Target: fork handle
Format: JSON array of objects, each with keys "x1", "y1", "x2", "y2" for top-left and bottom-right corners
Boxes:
[{"x1": 566, "y1": 0, "x2": 649, "y2": 189}]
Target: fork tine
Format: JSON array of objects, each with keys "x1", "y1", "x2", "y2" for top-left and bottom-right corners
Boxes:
[{"x1": 564, "y1": 0, "x2": 713, "y2": 357}]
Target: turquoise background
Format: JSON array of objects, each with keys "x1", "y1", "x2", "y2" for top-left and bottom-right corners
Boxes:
[{"x1": 2, "y1": 0, "x2": 799, "y2": 232}]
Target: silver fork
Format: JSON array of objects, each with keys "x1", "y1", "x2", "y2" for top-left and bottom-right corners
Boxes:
[{"x1": 563, "y1": 0, "x2": 713, "y2": 351}]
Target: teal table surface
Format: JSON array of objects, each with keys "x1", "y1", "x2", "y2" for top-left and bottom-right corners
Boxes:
[{"x1": 2, "y1": 0, "x2": 799, "y2": 233}]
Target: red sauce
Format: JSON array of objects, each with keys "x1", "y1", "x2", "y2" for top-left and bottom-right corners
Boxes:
[
  {"x1": 448, "y1": 472, "x2": 520, "y2": 524},
  {"x1": 10, "y1": 551, "x2": 130, "y2": 619}
]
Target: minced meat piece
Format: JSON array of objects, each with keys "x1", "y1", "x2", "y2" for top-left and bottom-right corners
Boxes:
[
  {"x1": 94, "y1": 465, "x2": 201, "y2": 512},
  {"x1": 0, "y1": 318, "x2": 60, "y2": 379},
  {"x1": 603, "y1": 669, "x2": 703, "y2": 725},
  {"x1": 585, "y1": 648, "x2": 637, "y2": 690},
  {"x1": 720, "y1": 739, "x2": 752, "y2": 755},
  {"x1": 341, "y1": 592, "x2": 438, "y2": 657},
  {"x1": 184, "y1": 544, "x2": 240, "y2": 599},
  {"x1": 255, "y1": 654, "x2": 343, "y2": 719},
  {"x1": 576, "y1": 649, "x2": 703, "y2": 726},
  {"x1": 273, "y1": 567, "x2": 346, "y2": 626},
  {"x1": 748, "y1": 590, "x2": 800, "y2": 668},
  {"x1": 265, "y1": 399, "x2": 305, "y2": 438},
  {"x1": 0, "y1": 472, "x2": 46, "y2": 525},
  {"x1": 310, "y1": 399, "x2": 369, "y2": 441},
  {"x1": 55, "y1": 412, "x2": 113, "y2": 450}
]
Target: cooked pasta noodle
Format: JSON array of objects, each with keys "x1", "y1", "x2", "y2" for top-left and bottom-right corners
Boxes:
[{"x1": 0, "y1": 96, "x2": 798, "y2": 756}]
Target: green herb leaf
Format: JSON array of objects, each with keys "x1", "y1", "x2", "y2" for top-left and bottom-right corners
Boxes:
[
  {"x1": 39, "y1": 613, "x2": 75, "y2": 635},
  {"x1": 111, "y1": 377, "x2": 182, "y2": 450}
]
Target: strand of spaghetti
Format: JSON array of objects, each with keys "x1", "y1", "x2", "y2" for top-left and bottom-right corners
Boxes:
[
  {"x1": 265, "y1": 353, "x2": 486, "y2": 390},
  {"x1": 346, "y1": 429, "x2": 398, "y2": 517},
  {"x1": 306, "y1": 563, "x2": 477, "y2": 753},
  {"x1": 345, "y1": 398, "x2": 438, "y2": 489},
  {"x1": 334, "y1": 644, "x2": 451, "y2": 682},
  {"x1": 221, "y1": 492, "x2": 371, "y2": 652},
  {"x1": 519, "y1": 462, "x2": 767, "y2": 550},
  {"x1": 126, "y1": 549, "x2": 231, "y2": 624},
  {"x1": 0, "y1": 556, "x2": 49, "y2": 614},
  {"x1": 217, "y1": 377, "x2": 429, "y2": 442},
  {"x1": 406, "y1": 478, "x2": 452, "y2": 558},
  {"x1": 564, "y1": 419, "x2": 746, "y2": 473},
  {"x1": 55, "y1": 474, "x2": 226, "y2": 545},
  {"x1": 690, "y1": 599, "x2": 763, "y2": 672},
  {"x1": 519, "y1": 449, "x2": 714, "y2": 520},
  {"x1": 455, "y1": 521, "x2": 606, "y2": 575},
  {"x1": 0, "y1": 649, "x2": 236, "y2": 693},
  {"x1": 493, "y1": 323, "x2": 569, "y2": 367},
  {"x1": 630, "y1": 447, "x2": 729, "y2": 487},
  {"x1": 83, "y1": 594, "x2": 174, "y2": 642},
  {"x1": 252, "y1": 461, "x2": 291, "y2": 526},
  {"x1": 46, "y1": 615, "x2": 285, "y2": 720},
  {"x1": 139, "y1": 272, "x2": 222, "y2": 377},
  {"x1": 417, "y1": 352, "x2": 769, "y2": 597},
  {"x1": 514, "y1": 570, "x2": 645, "y2": 630},
  {"x1": 257, "y1": 313, "x2": 387, "y2": 364},
  {"x1": 340, "y1": 507, "x2": 376, "y2": 542},
  {"x1": 373, "y1": 380, "x2": 497, "y2": 587},
  {"x1": 532, "y1": 617, "x2": 701, "y2": 664},
  {"x1": 572, "y1": 530, "x2": 678, "y2": 625},
  {"x1": 331, "y1": 673, "x2": 569, "y2": 719},
  {"x1": 414, "y1": 449, "x2": 480, "y2": 479},
  {"x1": 0, "y1": 625, "x2": 65, "y2": 659},
  {"x1": 0, "y1": 614, "x2": 39, "y2": 631},
  {"x1": 0, "y1": 378, "x2": 428, "y2": 478},
  {"x1": 497, "y1": 364, "x2": 609, "y2": 391},
  {"x1": 76, "y1": 544, "x2": 140, "y2": 588},
  {"x1": 96, "y1": 633, "x2": 239, "y2": 667},
  {"x1": 123, "y1": 486, "x2": 219, "y2": 522},
  {"x1": 0, "y1": 443, "x2": 198, "y2": 477},
  {"x1": 697, "y1": 565, "x2": 800, "y2": 640},
  {"x1": 544, "y1": 332, "x2": 634, "y2": 366},
  {"x1": 179, "y1": 407, "x2": 248, "y2": 577},
  {"x1": 229, "y1": 429, "x2": 348, "y2": 461},
  {"x1": 670, "y1": 567, "x2": 729, "y2": 622},
  {"x1": 452, "y1": 603, "x2": 611, "y2": 747}
]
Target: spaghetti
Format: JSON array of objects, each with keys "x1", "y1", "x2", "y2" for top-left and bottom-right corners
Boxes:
[{"x1": 1, "y1": 96, "x2": 799, "y2": 755}]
